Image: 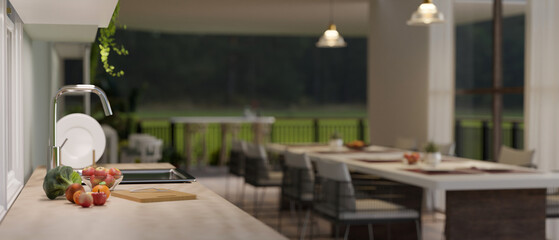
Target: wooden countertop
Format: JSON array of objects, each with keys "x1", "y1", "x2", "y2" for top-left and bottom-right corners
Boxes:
[{"x1": 0, "y1": 165, "x2": 287, "y2": 240}]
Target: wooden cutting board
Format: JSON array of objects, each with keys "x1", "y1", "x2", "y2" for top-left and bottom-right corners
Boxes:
[{"x1": 112, "y1": 188, "x2": 196, "y2": 203}]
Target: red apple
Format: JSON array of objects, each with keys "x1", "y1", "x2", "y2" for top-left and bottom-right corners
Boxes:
[
  {"x1": 78, "y1": 192, "x2": 93, "y2": 208},
  {"x1": 90, "y1": 175, "x2": 105, "y2": 187},
  {"x1": 104, "y1": 175, "x2": 115, "y2": 188},
  {"x1": 108, "y1": 168, "x2": 121, "y2": 177},
  {"x1": 95, "y1": 167, "x2": 107, "y2": 177},
  {"x1": 91, "y1": 191, "x2": 107, "y2": 206},
  {"x1": 65, "y1": 183, "x2": 85, "y2": 203},
  {"x1": 82, "y1": 167, "x2": 95, "y2": 176}
]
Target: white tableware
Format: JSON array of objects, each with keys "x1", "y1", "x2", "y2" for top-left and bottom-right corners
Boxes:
[{"x1": 56, "y1": 113, "x2": 105, "y2": 168}]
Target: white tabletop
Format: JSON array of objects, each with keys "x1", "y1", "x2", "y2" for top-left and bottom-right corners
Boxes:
[
  {"x1": 170, "y1": 116, "x2": 275, "y2": 124},
  {"x1": 268, "y1": 144, "x2": 559, "y2": 191}
]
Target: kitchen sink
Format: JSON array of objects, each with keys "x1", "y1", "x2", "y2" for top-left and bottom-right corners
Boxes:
[{"x1": 119, "y1": 168, "x2": 196, "y2": 184}]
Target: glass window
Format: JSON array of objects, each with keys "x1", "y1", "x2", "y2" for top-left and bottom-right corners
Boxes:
[{"x1": 454, "y1": 2, "x2": 526, "y2": 160}]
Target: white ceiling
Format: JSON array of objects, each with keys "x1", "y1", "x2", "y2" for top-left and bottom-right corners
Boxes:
[
  {"x1": 119, "y1": 0, "x2": 369, "y2": 37},
  {"x1": 118, "y1": 0, "x2": 526, "y2": 37}
]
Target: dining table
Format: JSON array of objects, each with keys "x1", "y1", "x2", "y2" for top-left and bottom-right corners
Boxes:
[{"x1": 267, "y1": 143, "x2": 559, "y2": 240}]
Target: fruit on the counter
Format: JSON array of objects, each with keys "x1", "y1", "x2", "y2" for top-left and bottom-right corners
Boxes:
[
  {"x1": 65, "y1": 183, "x2": 85, "y2": 203},
  {"x1": 82, "y1": 167, "x2": 95, "y2": 176},
  {"x1": 73, "y1": 190, "x2": 84, "y2": 205},
  {"x1": 91, "y1": 191, "x2": 107, "y2": 206},
  {"x1": 94, "y1": 167, "x2": 108, "y2": 177},
  {"x1": 78, "y1": 192, "x2": 93, "y2": 208},
  {"x1": 108, "y1": 168, "x2": 121, "y2": 177},
  {"x1": 104, "y1": 175, "x2": 115, "y2": 188},
  {"x1": 43, "y1": 166, "x2": 82, "y2": 200},
  {"x1": 92, "y1": 185, "x2": 111, "y2": 199},
  {"x1": 90, "y1": 175, "x2": 105, "y2": 186}
]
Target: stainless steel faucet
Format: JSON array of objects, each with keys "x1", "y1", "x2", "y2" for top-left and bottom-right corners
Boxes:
[{"x1": 49, "y1": 84, "x2": 113, "y2": 170}]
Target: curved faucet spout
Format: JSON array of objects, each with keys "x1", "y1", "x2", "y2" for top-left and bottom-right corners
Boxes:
[
  {"x1": 54, "y1": 84, "x2": 113, "y2": 116},
  {"x1": 50, "y1": 84, "x2": 113, "y2": 169}
]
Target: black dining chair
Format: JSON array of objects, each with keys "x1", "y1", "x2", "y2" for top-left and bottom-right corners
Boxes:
[
  {"x1": 311, "y1": 159, "x2": 422, "y2": 240},
  {"x1": 279, "y1": 151, "x2": 314, "y2": 238},
  {"x1": 226, "y1": 140, "x2": 247, "y2": 203},
  {"x1": 242, "y1": 142, "x2": 283, "y2": 217}
]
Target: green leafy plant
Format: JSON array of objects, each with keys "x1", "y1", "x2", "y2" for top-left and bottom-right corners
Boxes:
[
  {"x1": 424, "y1": 142, "x2": 439, "y2": 153},
  {"x1": 330, "y1": 131, "x2": 342, "y2": 140},
  {"x1": 98, "y1": 2, "x2": 128, "y2": 77},
  {"x1": 43, "y1": 166, "x2": 82, "y2": 200}
]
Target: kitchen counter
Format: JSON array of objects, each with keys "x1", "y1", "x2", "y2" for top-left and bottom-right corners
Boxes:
[{"x1": 0, "y1": 165, "x2": 287, "y2": 240}]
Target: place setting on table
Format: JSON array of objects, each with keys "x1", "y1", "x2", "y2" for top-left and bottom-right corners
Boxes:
[
  {"x1": 341, "y1": 149, "x2": 541, "y2": 176},
  {"x1": 397, "y1": 153, "x2": 541, "y2": 176}
]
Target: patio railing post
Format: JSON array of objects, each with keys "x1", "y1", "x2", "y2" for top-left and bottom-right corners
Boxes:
[
  {"x1": 357, "y1": 118, "x2": 365, "y2": 141},
  {"x1": 170, "y1": 122, "x2": 176, "y2": 149},
  {"x1": 455, "y1": 120, "x2": 462, "y2": 157},
  {"x1": 270, "y1": 123, "x2": 275, "y2": 143},
  {"x1": 313, "y1": 118, "x2": 319, "y2": 143},
  {"x1": 136, "y1": 120, "x2": 143, "y2": 133},
  {"x1": 512, "y1": 122, "x2": 519, "y2": 149},
  {"x1": 482, "y1": 120, "x2": 491, "y2": 161}
]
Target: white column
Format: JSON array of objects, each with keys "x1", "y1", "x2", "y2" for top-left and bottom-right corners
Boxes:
[
  {"x1": 368, "y1": 0, "x2": 454, "y2": 148},
  {"x1": 525, "y1": 0, "x2": 559, "y2": 238},
  {"x1": 427, "y1": 0, "x2": 454, "y2": 145},
  {"x1": 525, "y1": 0, "x2": 559, "y2": 172},
  {"x1": 368, "y1": 0, "x2": 429, "y2": 147}
]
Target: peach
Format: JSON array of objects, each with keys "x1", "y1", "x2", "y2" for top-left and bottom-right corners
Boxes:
[
  {"x1": 65, "y1": 183, "x2": 84, "y2": 203},
  {"x1": 79, "y1": 192, "x2": 93, "y2": 208}
]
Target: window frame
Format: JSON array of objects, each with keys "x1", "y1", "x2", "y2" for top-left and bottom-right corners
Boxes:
[{"x1": 1, "y1": 1, "x2": 24, "y2": 220}]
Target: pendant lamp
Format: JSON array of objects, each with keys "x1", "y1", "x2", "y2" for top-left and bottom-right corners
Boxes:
[
  {"x1": 407, "y1": 0, "x2": 444, "y2": 26},
  {"x1": 316, "y1": 0, "x2": 347, "y2": 48}
]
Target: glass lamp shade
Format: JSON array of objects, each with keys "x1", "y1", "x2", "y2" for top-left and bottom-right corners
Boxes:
[
  {"x1": 407, "y1": 1, "x2": 444, "y2": 26},
  {"x1": 316, "y1": 24, "x2": 347, "y2": 48}
]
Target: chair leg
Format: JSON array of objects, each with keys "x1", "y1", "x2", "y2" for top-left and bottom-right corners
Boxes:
[
  {"x1": 277, "y1": 202, "x2": 282, "y2": 233},
  {"x1": 225, "y1": 173, "x2": 230, "y2": 200},
  {"x1": 309, "y1": 208, "x2": 315, "y2": 240},
  {"x1": 300, "y1": 208, "x2": 310, "y2": 240},
  {"x1": 237, "y1": 177, "x2": 244, "y2": 204},
  {"x1": 289, "y1": 201, "x2": 297, "y2": 220},
  {"x1": 254, "y1": 188, "x2": 259, "y2": 217},
  {"x1": 415, "y1": 220, "x2": 422, "y2": 240},
  {"x1": 259, "y1": 187, "x2": 266, "y2": 212},
  {"x1": 239, "y1": 182, "x2": 246, "y2": 208},
  {"x1": 368, "y1": 224, "x2": 374, "y2": 240},
  {"x1": 387, "y1": 223, "x2": 391, "y2": 240},
  {"x1": 335, "y1": 223, "x2": 340, "y2": 240},
  {"x1": 343, "y1": 225, "x2": 351, "y2": 240},
  {"x1": 296, "y1": 202, "x2": 302, "y2": 238}
]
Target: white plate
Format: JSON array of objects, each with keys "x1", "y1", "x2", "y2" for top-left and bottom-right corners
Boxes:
[{"x1": 56, "y1": 113, "x2": 105, "y2": 168}]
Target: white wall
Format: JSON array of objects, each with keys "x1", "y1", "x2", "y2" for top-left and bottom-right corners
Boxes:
[{"x1": 21, "y1": 35, "x2": 57, "y2": 181}]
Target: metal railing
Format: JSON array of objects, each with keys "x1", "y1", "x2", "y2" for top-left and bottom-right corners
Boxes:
[
  {"x1": 455, "y1": 118, "x2": 524, "y2": 161},
  {"x1": 135, "y1": 117, "x2": 523, "y2": 163}
]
